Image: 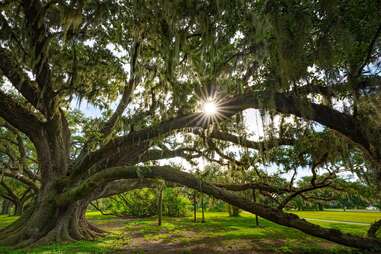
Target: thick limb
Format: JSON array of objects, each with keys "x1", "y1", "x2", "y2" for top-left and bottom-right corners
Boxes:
[
  {"x1": 368, "y1": 219, "x2": 381, "y2": 238},
  {"x1": 58, "y1": 165, "x2": 381, "y2": 251}
]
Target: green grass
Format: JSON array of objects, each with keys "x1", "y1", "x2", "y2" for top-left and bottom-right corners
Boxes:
[
  {"x1": 291, "y1": 210, "x2": 381, "y2": 224},
  {"x1": 0, "y1": 211, "x2": 379, "y2": 253},
  {"x1": 0, "y1": 215, "x2": 18, "y2": 228}
]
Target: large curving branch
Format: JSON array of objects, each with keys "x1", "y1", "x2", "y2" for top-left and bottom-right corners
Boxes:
[
  {"x1": 22, "y1": 0, "x2": 59, "y2": 119},
  {"x1": 22, "y1": 0, "x2": 52, "y2": 90},
  {"x1": 0, "y1": 90, "x2": 44, "y2": 139},
  {"x1": 76, "y1": 42, "x2": 141, "y2": 161},
  {"x1": 89, "y1": 179, "x2": 158, "y2": 201},
  {"x1": 57, "y1": 165, "x2": 381, "y2": 251},
  {"x1": 71, "y1": 113, "x2": 205, "y2": 172},
  {"x1": 231, "y1": 92, "x2": 372, "y2": 154},
  {"x1": 99, "y1": 42, "x2": 140, "y2": 140},
  {"x1": 368, "y1": 219, "x2": 381, "y2": 239},
  {"x1": 215, "y1": 182, "x2": 289, "y2": 194},
  {"x1": 0, "y1": 169, "x2": 39, "y2": 193},
  {"x1": 0, "y1": 46, "x2": 43, "y2": 113},
  {"x1": 197, "y1": 129, "x2": 294, "y2": 150},
  {"x1": 138, "y1": 148, "x2": 202, "y2": 163},
  {"x1": 74, "y1": 90, "x2": 378, "y2": 175}
]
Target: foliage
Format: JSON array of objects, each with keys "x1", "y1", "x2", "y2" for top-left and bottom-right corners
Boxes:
[
  {"x1": 288, "y1": 177, "x2": 377, "y2": 211},
  {"x1": 99, "y1": 187, "x2": 191, "y2": 218},
  {"x1": 162, "y1": 187, "x2": 191, "y2": 217},
  {"x1": 0, "y1": 0, "x2": 380, "y2": 248}
]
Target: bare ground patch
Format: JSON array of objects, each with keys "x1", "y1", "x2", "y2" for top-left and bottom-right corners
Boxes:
[{"x1": 90, "y1": 216, "x2": 348, "y2": 254}]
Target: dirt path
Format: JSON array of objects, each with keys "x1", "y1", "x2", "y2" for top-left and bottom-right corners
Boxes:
[
  {"x1": 118, "y1": 236, "x2": 281, "y2": 254},
  {"x1": 91, "y1": 217, "x2": 341, "y2": 254}
]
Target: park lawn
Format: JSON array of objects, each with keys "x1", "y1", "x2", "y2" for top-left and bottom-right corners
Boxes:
[
  {"x1": 0, "y1": 211, "x2": 376, "y2": 254},
  {"x1": 291, "y1": 210, "x2": 381, "y2": 224},
  {"x1": 0, "y1": 215, "x2": 18, "y2": 228}
]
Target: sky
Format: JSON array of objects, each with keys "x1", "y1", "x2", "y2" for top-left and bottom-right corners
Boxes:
[{"x1": 69, "y1": 99, "x2": 316, "y2": 182}]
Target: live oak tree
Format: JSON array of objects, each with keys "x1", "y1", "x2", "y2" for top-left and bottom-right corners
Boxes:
[
  {"x1": 0, "y1": 121, "x2": 38, "y2": 215},
  {"x1": 0, "y1": 0, "x2": 381, "y2": 251}
]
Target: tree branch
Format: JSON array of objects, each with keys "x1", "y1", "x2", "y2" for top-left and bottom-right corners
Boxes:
[
  {"x1": 368, "y1": 219, "x2": 381, "y2": 239},
  {"x1": 90, "y1": 179, "x2": 158, "y2": 200},
  {"x1": 214, "y1": 182, "x2": 289, "y2": 194},
  {"x1": 138, "y1": 148, "x2": 202, "y2": 163},
  {"x1": 199, "y1": 129, "x2": 294, "y2": 150},
  {"x1": 0, "y1": 90, "x2": 44, "y2": 138},
  {"x1": 0, "y1": 169, "x2": 39, "y2": 192},
  {"x1": 99, "y1": 42, "x2": 140, "y2": 140},
  {"x1": 57, "y1": 165, "x2": 381, "y2": 250},
  {"x1": 277, "y1": 180, "x2": 333, "y2": 209},
  {"x1": 0, "y1": 46, "x2": 43, "y2": 112},
  {"x1": 74, "y1": 90, "x2": 376, "y2": 175}
]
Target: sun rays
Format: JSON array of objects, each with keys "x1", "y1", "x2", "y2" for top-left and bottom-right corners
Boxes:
[
  {"x1": 202, "y1": 98, "x2": 218, "y2": 115},
  {"x1": 191, "y1": 86, "x2": 233, "y2": 127}
]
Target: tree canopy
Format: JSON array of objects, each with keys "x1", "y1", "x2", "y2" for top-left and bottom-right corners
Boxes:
[{"x1": 0, "y1": 0, "x2": 380, "y2": 251}]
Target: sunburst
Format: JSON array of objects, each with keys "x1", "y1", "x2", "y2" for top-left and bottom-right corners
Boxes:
[
  {"x1": 202, "y1": 98, "x2": 218, "y2": 115},
  {"x1": 193, "y1": 86, "x2": 231, "y2": 127}
]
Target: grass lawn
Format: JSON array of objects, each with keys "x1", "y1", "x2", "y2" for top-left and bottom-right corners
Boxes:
[
  {"x1": 291, "y1": 210, "x2": 381, "y2": 224},
  {"x1": 0, "y1": 211, "x2": 379, "y2": 254},
  {"x1": 0, "y1": 215, "x2": 18, "y2": 229}
]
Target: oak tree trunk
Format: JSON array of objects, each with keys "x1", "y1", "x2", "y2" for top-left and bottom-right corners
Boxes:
[
  {"x1": 0, "y1": 114, "x2": 103, "y2": 247},
  {"x1": 0, "y1": 192, "x2": 103, "y2": 247}
]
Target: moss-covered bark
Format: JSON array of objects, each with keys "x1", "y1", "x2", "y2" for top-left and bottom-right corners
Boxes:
[
  {"x1": 368, "y1": 219, "x2": 381, "y2": 239},
  {"x1": 57, "y1": 165, "x2": 381, "y2": 251},
  {"x1": 0, "y1": 195, "x2": 103, "y2": 247}
]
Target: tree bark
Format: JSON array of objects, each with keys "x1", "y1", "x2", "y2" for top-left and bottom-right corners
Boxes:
[
  {"x1": 58, "y1": 165, "x2": 381, "y2": 251},
  {"x1": 368, "y1": 219, "x2": 381, "y2": 238},
  {"x1": 0, "y1": 194, "x2": 103, "y2": 247},
  {"x1": 1, "y1": 199, "x2": 11, "y2": 215},
  {"x1": 13, "y1": 200, "x2": 23, "y2": 216},
  {"x1": 201, "y1": 192, "x2": 205, "y2": 223},
  {"x1": 157, "y1": 187, "x2": 163, "y2": 226},
  {"x1": 193, "y1": 191, "x2": 197, "y2": 223},
  {"x1": 228, "y1": 205, "x2": 240, "y2": 217},
  {"x1": 252, "y1": 189, "x2": 259, "y2": 226}
]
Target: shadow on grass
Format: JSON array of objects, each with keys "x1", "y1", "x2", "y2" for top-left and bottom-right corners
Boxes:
[
  {"x1": 115, "y1": 215, "x2": 359, "y2": 254},
  {"x1": 0, "y1": 213, "x2": 369, "y2": 254}
]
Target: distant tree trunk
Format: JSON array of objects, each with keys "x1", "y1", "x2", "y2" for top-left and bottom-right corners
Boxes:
[
  {"x1": 157, "y1": 187, "x2": 163, "y2": 226},
  {"x1": 1, "y1": 199, "x2": 11, "y2": 215},
  {"x1": 193, "y1": 191, "x2": 197, "y2": 223},
  {"x1": 252, "y1": 189, "x2": 259, "y2": 226},
  {"x1": 318, "y1": 203, "x2": 323, "y2": 211},
  {"x1": 89, "y1": 201, "x2": 113, "y2": 216},
  {"x1": 201, "y1": 192, "x2": 205, "y2": 223},
  {"x1": 228, "y1": 205, "x2": 240, "y2": 217},
  {"x1": 14, "y1": 200, "x2": 23, "y2": 216}
]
